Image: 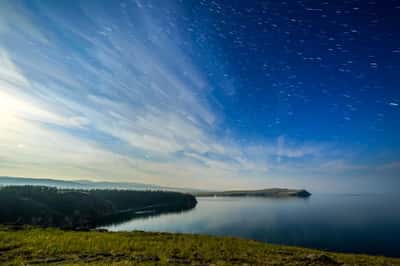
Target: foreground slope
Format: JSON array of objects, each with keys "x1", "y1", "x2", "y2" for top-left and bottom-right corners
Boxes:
[{"x1": 0, "y1": 227, "x2": 399, "y2": 265}]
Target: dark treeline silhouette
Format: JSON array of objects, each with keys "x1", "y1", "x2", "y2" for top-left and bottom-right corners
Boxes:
[{"x1": 0, "y1": 186, "x2": 197, "y2": 229}]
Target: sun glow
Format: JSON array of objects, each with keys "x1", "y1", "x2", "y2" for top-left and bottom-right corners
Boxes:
[{"x1": 0, "y1": 90, "x2": 45, "y2": 121}]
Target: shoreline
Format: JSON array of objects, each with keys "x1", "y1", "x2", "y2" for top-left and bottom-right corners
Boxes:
[{"x1": 1, "y1": 226, "x2": 399, "y2": 265}]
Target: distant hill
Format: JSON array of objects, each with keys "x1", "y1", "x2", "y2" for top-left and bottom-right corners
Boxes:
[
  {"x1": 0, "y1": 177, "x2": 310, "y2": 198},
  {"x1": 194, "y1": 188, "x2": 311, "y2": 198},
  {"x1": 0, "y1": 176, "x2": 203, "y2": 193}
]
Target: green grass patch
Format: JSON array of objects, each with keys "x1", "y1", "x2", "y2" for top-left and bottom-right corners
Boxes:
[{"x1": 0, "y1": 226, "x2": 399, "y2": 265}]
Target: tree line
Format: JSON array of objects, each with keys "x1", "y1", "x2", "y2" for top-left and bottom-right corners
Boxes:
[{"x1": 0, "y1": 186, "x2": 197, "y2": 229}]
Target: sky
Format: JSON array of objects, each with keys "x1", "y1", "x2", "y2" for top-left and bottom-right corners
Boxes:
[{"x1": 0, "y1": 0, "x2": 399, "y2": 193}]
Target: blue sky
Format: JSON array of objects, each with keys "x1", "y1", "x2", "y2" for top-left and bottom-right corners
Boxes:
[{"x1": 0, "y1": 0, "x2": 399, "y2": 192}]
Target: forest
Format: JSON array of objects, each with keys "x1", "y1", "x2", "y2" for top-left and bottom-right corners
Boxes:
[{"x1": 0, "y1": 186, "x2": 197, "y2": 229}]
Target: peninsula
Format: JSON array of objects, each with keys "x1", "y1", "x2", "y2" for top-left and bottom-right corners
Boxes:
[{"x1": 194, "y1": 188, "x2": 311, "y2": 198}]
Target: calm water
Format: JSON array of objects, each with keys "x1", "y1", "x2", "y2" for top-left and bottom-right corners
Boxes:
[{"x1": 102, "y1": 194, "x2": 400, "y2": 257}]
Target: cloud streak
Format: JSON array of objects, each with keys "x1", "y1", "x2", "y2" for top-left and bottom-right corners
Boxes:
[{"x1": 0, "y1": 0, "x2": 395, "y2": 192}]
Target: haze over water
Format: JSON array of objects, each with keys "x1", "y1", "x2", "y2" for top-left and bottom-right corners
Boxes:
[{"x1": 103, "y1": 194, "x2": 400, "y2": 258}]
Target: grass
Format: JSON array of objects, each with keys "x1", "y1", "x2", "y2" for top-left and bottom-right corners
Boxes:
[{"x1": 0, "y1": 226, "x2": 399, "y2": 265}]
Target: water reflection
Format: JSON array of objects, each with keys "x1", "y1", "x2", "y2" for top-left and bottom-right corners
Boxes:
[
  {"x1": 101, "y1": 195, "x2": 400, "y2": 257},
  {"x1": 97, "y1": 203, "x2": 197, "y2": 227}
]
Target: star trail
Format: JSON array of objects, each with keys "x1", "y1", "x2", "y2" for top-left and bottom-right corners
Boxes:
[{"x1": 0, "y1": 0, "x2": 399, "y2": 192}]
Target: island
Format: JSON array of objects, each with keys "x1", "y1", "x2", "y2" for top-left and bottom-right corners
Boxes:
[{"x1": 194, "y1": 188, "x2": 311, "y2": 198}]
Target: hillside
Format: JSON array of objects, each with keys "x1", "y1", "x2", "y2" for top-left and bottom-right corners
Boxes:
[
  {"x1": 0, "y1": 186, "x2": 197, "y2": 228},
  {"x1": 195, "y1": 188, "x2": 311, "y2": 198},
  {"x1": 0, "y1": 226, "x2": 399, "y2": 265}
]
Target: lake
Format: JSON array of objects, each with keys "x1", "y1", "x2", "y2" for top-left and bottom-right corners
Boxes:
[{"x1": 102, "y1": 194, "x2": 400, "y2": 257}]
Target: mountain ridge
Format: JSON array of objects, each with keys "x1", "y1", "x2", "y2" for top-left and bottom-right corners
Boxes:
[{"x1": 0, "y1": 176, "x2": 203, "y2": 193}]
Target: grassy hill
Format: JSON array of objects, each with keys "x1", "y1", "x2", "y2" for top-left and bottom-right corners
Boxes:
[{"x1": 0, "y1": 226, "x2": 399, "y2": 265}]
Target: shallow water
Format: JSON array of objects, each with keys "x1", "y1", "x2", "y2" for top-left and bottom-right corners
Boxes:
[{"x1": 102, "y1": 194, "x2": 400, "y2": 257}]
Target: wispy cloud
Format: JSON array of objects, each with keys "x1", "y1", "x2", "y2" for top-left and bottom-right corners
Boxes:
[{"x1": 0, "y1": 1, "x2": 391, "y2": 191}]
